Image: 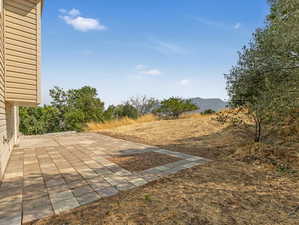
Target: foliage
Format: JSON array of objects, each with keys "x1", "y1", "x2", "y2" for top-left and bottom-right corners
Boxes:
[
  {"x1": 225, "y1": 0, "x2": 299, "y2": 141},
  {"x1": 125, "y1": 95, "x2": 160, "y2": 116},
  {"x1": 155, "y1": 97, "x2": 198, "y2": 119},
  {"x1": 103, "y1": 104, "x2": 138, "y2": 120},
  {"x1": 20, "y1": 86, "x2": 105, "y2": 135},
  {"x1": 201, "y1": 109, "x2": 216, "y2": 115},
  {"x1": 20, "y1": 106, "x2": 61, "y2": 135},
  {"x1": 103, "y1": 105, "x2": 117, "y2": 121},
  {"x1": 114, "y1": 104, "x2": 139, "y2": 119}
]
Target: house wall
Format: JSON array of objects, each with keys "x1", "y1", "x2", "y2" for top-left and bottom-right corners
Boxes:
[
  {"x1": 0, "y1": 0, "x2": 41, "y2": 179},
  {"x1": 0, "y1": 1, "x2": 6, "y2": 179},
  {"x1": 0, "y1": 3, "x2": 17, "y2": 180},
  {"x1": 4, "y1": 0, "x2": 41, "y2": 106}
]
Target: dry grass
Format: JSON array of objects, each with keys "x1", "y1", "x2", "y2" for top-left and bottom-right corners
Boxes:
[
  {"x1": 31, "y1": 112, "x2": 299, "y2": 225},
  {"x1": 99, "y1": 113, "x2": 241, "y2": 160},
  {"x1": 30, "y1": 161, "x2": 299, "y2": 225},
  {"x1": 86, "y1": 114, "x2": 157, "y2": 131}
]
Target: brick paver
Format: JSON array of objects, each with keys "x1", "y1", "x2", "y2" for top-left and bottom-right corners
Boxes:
[{"x1": 0, "y1": 133, "x2": 210, "y2": 225}]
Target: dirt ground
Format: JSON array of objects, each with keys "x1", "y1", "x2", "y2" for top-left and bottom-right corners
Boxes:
[
  {"x1": 109, "y1": 152, "x2": 181, "y2": 172},
  {"x1": 30, "y1": 114, "x2": 299, "y2": 225}
]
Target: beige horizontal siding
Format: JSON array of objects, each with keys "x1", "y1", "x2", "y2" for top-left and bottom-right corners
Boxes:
[
  {"x1": 0, "y1": 9, "x2": 6, "y2": 179},
  {"x1": 6, "y1": 65, "x2": 37, "y2": 75},
  {"x1": 4, "y1": 0, "x2": 41, "y2": 105},
  {"x1": 6, "y1": 54, "x2": 37, "y2": 65},
  {"x1": 6, "y1": 71, "x2": 37, "y2": 80},
  {"x1": 5, "y1": 10, "x2": 37, "y2": 24},
  {"x1": 6, "y1": 87, "x2": 37, "y2": 95},
  {"x1": 5, "y1": 38, "x2": 37, "y2": 50},
  {"x1": 5, "y1": 27, "x2": 37, "y2": 40},
  {"x1": 5, "y1": 5, "x2": 36, "y2": 19},
  {"x1": 6, "y1": 49, "x2": 37, "y2": 60},
  {"x1": 5, "y1": 82, "x2": 36, "y2": 90},
  {"x1": 8, "y1": 0, "x2": 37, "y2": 10},
  {"x1": 6, "y1": 76, "x2": 37, "y2": 85},
  {"x1": 6, "y1": 32, "x2": 37, "y2": 45},
  {"x1": 6, "y1": 61, "x2": 37, "y2": 70}
]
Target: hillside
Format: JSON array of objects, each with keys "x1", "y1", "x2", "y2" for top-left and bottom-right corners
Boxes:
[
  {"x1": 189, "y1": 97, "x2": 228, "y2": 112},
  {"x1": 34, "y1": 114, "x2": 299, "y2": 225}
]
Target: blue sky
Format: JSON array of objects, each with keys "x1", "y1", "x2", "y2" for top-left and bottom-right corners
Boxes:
[{"x1": 42, "y1": 0, "x2": 269, "y2": 106}]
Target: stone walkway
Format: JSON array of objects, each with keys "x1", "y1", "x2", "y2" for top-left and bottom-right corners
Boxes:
[{"x1": 0, "y1": 133, "x2": 209, "y2": 225}]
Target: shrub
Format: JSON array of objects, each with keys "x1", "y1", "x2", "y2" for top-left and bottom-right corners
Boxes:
[
  {"x1": 155, "y1": 97, "x2": 198, "y2": 119},
  {"x1": 20, "y1": 86, "x2": 105, "y2": 135},
  {"x1": 201, "y1": 109, "x2": 216, "y2": 115}
]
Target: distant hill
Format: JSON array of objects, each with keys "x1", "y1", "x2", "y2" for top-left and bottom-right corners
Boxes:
[{"x1": 189, "y1": 97, "x2": 228, "y2": 112}]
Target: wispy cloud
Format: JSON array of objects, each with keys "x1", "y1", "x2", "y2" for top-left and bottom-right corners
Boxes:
[
  {"x1": 135, "y1": 65, "x2": 162, "y2": 76},
  {"x1": 194, "y1": 17, "x2": 241, "y2": 30},
  {"x1": 141, "y1": 69, "x2": 162, "y2": 76},
  {"x1": 148, "y1": 38, "x2": 187, "y2": 55},
  {"x1": 59, "y1": 8, "x2": 107, "y2": 32},
  {"x1": 234, "y1": 22, "x2": 241, "y2": 29},
  {"x1": 179, "y1": 79, "x2": 190, "y2": 86},
  {"x1": 135, "y1": 64, "x2": 147, "y2": 70}
]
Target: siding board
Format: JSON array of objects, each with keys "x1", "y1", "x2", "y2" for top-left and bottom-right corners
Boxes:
[
  {"x1": 0, "y1": 6, "x2": 6, "y2": 179},
  {"x1": 4, "y1": 0, "x2": 41, "y2": 105},
  {"x1": 6, "y1": 54, "x2": 37, "y2": 65}
]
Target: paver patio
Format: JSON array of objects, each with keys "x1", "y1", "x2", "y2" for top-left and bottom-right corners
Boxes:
[{"x1": 0, "y1": 132, "x2": 210, "y2": 225}]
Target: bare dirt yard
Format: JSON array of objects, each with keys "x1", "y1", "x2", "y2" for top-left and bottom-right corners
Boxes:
[
  {"x1": 31, "y1": 114, "x2": 299, "y2": 225},
  {"x1": 108, "y1": 152, "x2": 181, "y2": 172}
]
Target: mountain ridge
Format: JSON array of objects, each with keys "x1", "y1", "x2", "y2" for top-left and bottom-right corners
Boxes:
[{"x1": 189, "y1": 97, "x2": 228, "y2": 112}]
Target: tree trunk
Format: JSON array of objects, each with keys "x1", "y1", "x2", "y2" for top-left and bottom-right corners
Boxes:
[{"x1": 255, "y1": 119, "x2": 262, "y2": 142}]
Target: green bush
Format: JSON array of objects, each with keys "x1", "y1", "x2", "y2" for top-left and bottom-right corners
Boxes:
[
  {"x1": 104, "y1": 104, "x2": 138, "y2": 120},
  {"x1": 20, "y1": 86, "x2": 105, "y2": 135},
  {"x1": 155, "y1": 97, "x2": 198, "y2": 119},
  {"x1": 201, "y1": 109, "x2": 216, "y2": 115},
  {"x1": 20, "y1": 106, "x2": 61, "y2": 135}
]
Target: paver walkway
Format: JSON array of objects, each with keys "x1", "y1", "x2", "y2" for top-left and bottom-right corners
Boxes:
[{"x1": 0, "y1": 132, "x2": 209, "y2": 225}]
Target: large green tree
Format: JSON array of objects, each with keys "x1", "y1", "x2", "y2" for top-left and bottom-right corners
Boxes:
[
  {"x1": 225, "y1": 0, "x2": 299, "y2": 141},
  {"x1": 20, "y1": 86, "x2": 105, "y2": 134},
  {"x1": 156, "y1": 97, "x2": 198, "y2": 119}
]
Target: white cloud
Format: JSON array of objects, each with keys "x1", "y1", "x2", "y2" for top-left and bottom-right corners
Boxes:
[
  {"x1": 59, "y1": 9, "x2": 107, "y2": 32},
  {"x1": 179, "y1": 79, "x2": 190, "y2": 86},
  {"x1": 135, "y1": 65, "x2": 162, "y2": 76},
  {"x1": 234, "y1": 22, "x2": 241, "y2": 29},
  {"x1": 68, "y1": 8, "x2": 80, "y2": 17},
  {"x1": 195, "y1": 17, "x2": 226, "y2": 28},
  {"x1": 194, "y1": 17, "x2": 242, "y2": 31},
  {"x1": 59, "y1": 9, "x2": 67, "y2": 14},
  {"x1": 151, "y1": 39, "x2": 187, "y2": 55},
  {"x1": 140, "y1": 69, "x2": 162, "y2": 76},
  {"x1": 135, "y1": 64, "x2": 147, "y2": 70}
]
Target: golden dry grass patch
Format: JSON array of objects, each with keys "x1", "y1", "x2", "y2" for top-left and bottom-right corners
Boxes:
[
  {"x1": 30, "y1": 111, "x2": 299, "y2": 225},
  {"x1": 86, "y1": 114, "x2": 157, "y2": 131}
]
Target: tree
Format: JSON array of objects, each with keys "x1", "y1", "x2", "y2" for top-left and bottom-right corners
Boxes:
[
  {"x1": 20, "y1": 86, "x2": 106, "y2": 134},
  {"x1": 103, "y1": 103, "x2": 139, "y2": 120},
  {"x1": 20, "y1": 106, "x2": 61, "y2": 135},
  {"x1": 225, "y1": 0, "x2": 299, "y2": 141},
  {"x1": 103, "y1": 105, "x2": 117, "y2": 121},
  {"x1": 156, "y1": 97, "x2": 198, "y2": 119},
  {"x1": 66, "y1": 86, "x2": 105, "y2": 124},
  {"x1": 202, "y1": 109, "x2": 216, "y2": 115},
  {"x1": 126, "y1": 95, "x2": 159, "y2": 116},
  {"x1": 50, "y1": 86, "x2": 105, "y2": 131},
  {"x1": 114, "y1": 104, "x2": 138, "y2": 119}
]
